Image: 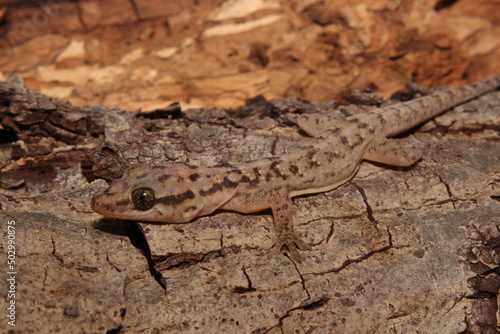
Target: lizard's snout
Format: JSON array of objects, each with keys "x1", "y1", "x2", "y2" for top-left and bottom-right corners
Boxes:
[{"x1": 91, "y1": 191, "x2": 115, "y2": 216}]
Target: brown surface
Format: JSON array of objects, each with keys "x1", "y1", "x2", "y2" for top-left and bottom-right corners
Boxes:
[
  {"x1": 0, "y1": 0, "x2": 498, "y2": 111},
  {"x1": 0, "y1": 1, "x2": 499, "y2": 333},
  {"x1": 0, "y1": 75, "x2": 499, "y2": 333}
]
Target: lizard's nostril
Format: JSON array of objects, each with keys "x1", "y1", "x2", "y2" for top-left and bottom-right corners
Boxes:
[
  {"x1": 91, "y1": 193, "x2": 105, "y2": 213},
  {"x1": 91, "y1": 194, "x2": 98, "y2": 210}
]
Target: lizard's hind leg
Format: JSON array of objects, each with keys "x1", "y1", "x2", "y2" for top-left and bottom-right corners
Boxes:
[{"x1": 363, "y1": 136, "x2": 426, "y2": 167}]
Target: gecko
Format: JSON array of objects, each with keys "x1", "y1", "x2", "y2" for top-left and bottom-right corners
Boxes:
[{"x1": 91, "y1": 75, "x2": 500, "y2": 260}]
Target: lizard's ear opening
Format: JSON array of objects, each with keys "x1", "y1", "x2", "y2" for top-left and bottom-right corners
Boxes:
[{"x1": 131, "y1": 187, "x2": 156, "y2": 210}]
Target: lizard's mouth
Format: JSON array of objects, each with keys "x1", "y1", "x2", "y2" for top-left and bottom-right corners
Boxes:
[
  {"x1": 90, "y1": 191, "x2": 166, "y2": 222},
  {"x1": 90, "y1": 191, "x2": 133, "y2": 220},
  {"x1": 90, "y1": 192, "x2": 114, "y2": 216}
]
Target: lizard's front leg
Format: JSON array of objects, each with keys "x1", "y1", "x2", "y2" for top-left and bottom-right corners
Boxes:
[
  {"x1": 270, "y1": 190, "x2": 311, "y2": 261},
  {"x1": 220, "y1": 186, "x2": 311, "y2": 260}
]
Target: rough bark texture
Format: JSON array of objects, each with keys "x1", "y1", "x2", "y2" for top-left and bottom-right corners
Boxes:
[
  {"x1": 0, "y1": 75, "x2": 499, "y2": 333},
  {"x1": 0, "y1": 0, "x2": 499, "y2": 333}
]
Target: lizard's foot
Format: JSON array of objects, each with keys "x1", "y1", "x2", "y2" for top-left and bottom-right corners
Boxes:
[{"x1": 271, "y1": 233, "x2": 312, "y2": 262}]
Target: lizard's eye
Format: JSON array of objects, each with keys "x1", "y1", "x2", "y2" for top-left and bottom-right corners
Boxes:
[{"x1": 131, "y1": 188, "x2": 156, "y2": 210}]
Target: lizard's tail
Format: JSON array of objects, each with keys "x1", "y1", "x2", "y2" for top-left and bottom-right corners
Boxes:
[{"x1": 378, "y1": 74, "x2": 500, "y2": 137}]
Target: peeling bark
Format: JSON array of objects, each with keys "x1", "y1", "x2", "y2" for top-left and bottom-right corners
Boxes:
[{"x1": 0, "y1": 77, "x2": 499, "y2": 333}]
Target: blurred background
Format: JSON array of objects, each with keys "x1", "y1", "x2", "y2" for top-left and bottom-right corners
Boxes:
[{"x1": 0, "y1": 0, "x2": 498, "y2": 110}]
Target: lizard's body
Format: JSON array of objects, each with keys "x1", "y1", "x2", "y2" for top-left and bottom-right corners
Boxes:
[{"x1": 91, "y1": 75, "x2": 500, "y2": 259}]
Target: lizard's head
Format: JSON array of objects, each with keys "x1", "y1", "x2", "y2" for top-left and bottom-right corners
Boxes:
[{"x1": 91, "y1": 163, "x2": 235, "y2": 223}]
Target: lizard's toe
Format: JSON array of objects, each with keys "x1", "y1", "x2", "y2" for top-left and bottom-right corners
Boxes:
[{"x1": 272, "y1": 233, "x2": 311, "y2": 262}]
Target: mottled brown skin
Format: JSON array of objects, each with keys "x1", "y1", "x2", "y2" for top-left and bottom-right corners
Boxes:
[{"x1": 92, "y1": 75, "x2": 500, "y2": 260}]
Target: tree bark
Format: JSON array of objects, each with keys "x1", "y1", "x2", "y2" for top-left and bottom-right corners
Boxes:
[{"x1": 0, "y1": 77, "x2": 499, "y2": 333}]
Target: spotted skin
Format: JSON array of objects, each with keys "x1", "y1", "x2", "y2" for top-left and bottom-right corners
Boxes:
[{"x1": 91, "y1": 75, "x2": 500, "y2": 260}]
